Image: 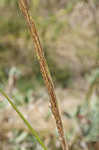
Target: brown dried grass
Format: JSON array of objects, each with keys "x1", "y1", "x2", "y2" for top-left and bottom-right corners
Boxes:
[{"x1": 19, "y1": 0, "x2": 69, "y2": 150}]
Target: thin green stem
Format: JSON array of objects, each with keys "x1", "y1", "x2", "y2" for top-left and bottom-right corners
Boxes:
[{"x1": 0, "y1": 89, "x2": 47, "y2": 150}]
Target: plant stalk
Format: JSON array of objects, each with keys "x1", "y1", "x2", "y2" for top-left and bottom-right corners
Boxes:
[
  {"x1": 0, "y1": 89, "x2": 47, "y2": 150},
  {"x1": 19, "y1": 0, "x2": 69, "y2": 150}
]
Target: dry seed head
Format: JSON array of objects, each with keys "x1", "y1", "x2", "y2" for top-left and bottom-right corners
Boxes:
[{"x1": 19, "y1": 1, "x2": 69, "y2": 150}]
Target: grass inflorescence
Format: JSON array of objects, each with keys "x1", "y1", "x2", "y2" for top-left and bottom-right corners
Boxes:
[{"x1": 18, "y1": 0, "x2": 68, "y2": 150}]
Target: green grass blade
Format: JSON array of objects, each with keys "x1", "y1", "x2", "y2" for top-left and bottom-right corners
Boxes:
[{"x1": 0, "y1": 89, "x2": 47, "y2": 150}]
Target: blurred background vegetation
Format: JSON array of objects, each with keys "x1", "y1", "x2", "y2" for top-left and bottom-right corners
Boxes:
[{"x1": 0, "y1": 0, "x2": 99, "y2": 150}]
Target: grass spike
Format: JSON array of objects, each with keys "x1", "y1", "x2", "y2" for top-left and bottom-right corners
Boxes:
[{"x1": 19, "y1": 0, "x2": 69, "y2": 150}]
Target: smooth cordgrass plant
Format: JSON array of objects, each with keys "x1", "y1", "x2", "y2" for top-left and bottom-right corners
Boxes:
[{"x1": 18, "y1": 0, "x2": 68, "y2": 150}]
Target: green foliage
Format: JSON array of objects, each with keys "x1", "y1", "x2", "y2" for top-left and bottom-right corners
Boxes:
[
  {"x1": 0, "y1": 89, "x2": 47, "y2": 150},
  {"x1": 85, "y1": 96, "x2": 99, "y2": 142},
  {"x1": 46, "y1": 56, "x2": 72, "y2": 88},
  {"x1": 8, "y1": 129, "x2": 48, "y2": 150},
  {"x1": 0, "y1": 0, "x2": 17, "y2": 6},
  {"x1": 76, "y1": 69, "x2": 99, "y2": 142},
  {"x1": 0, "y1": 68, "x2": 7, "y2": 83},
  {"x1": 89, "y1": 69, "x2": 99, "y2": 86},
  {"x1": 0, "y1": 16, "x2": 25, "y2": 37},
  {"x1": 52, "y1": 67, "x2": 72, "y2": 88}
]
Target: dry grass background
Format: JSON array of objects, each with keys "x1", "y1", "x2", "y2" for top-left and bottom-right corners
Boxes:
[{"x1": 0, "y1": 0, "x2": 99, "y2": 150}]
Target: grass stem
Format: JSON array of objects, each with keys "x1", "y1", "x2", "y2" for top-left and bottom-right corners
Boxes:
[
  {"x1": 19, "y1": 0, "x2": 69, "y2": 150},
  {"x1": 0, "y1": 89, "x2": 47, "y2": 150}
]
